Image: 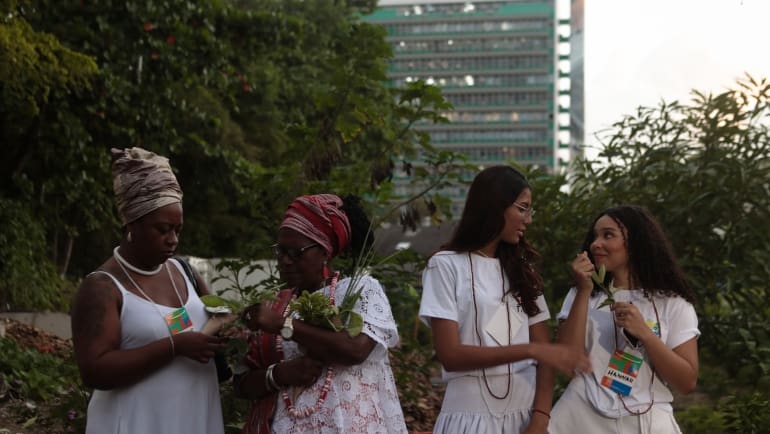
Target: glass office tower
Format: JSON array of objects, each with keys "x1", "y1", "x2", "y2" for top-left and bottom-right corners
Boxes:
[{"x1": 365, "y1": 0, "x2": 581, "y2": 216}]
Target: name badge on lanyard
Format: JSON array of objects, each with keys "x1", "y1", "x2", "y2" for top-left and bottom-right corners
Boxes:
[
  {"x1": 601, "y1": 346, "x2": 643, "y2": 396},
  {"x1": 165, "y1": 306, "x2": 194, "y2": 335}
]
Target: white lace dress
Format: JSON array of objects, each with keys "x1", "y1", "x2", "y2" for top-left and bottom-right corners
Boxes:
[{"x1": 270, "y1": 275, "x2": 408, "y2": 434}]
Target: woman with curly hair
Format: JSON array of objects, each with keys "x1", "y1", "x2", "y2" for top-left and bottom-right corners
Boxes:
[
  {"x1": 551, "y1": 205, "x2": 699, "y2": 433},
  {"x1": 419, "y1": 165, "x2": 591, "y2": 434}
]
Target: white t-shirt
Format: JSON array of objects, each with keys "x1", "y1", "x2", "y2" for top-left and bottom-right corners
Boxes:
[
  {"x1": 419, "y1": 251, "x2": 550, "y2": 381},
  {"x1": 557, "y1": 288, "x2": 700, "y2": 417}
]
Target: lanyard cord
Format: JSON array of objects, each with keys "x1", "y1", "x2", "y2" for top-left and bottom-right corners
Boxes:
[
  {"x1": 469, "y1": 252, "x2": 512, "y2": 400},
  {"x1": 612, "y1": 294, "x2": 661, "y2": 416}
]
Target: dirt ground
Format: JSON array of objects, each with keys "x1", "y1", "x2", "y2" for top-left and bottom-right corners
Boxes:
[{"x1": 1, "y1": 319, "x2": 73, "y2": 434}]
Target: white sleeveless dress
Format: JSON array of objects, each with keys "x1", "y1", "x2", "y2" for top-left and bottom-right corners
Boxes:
[{"x1": 85, "y1": 259, "x2": 224, "y2": 434}]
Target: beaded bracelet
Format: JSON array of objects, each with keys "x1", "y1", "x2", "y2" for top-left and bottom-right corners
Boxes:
[{"x1": 532, "y1": 408, "x2": 551, "y2": 419}]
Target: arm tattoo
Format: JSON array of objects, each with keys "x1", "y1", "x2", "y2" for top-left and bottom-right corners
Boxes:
[{"x1": 73, "y1": 273, "x2": 119, "y2": 340}]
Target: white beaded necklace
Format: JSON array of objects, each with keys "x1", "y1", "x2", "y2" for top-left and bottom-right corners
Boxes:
[
  {"x1": 113, "y1": 246, "x2": 163, "y2": 275},
  {"x1": 114, "y1": 251, "x2": 185, "y2": 309}
]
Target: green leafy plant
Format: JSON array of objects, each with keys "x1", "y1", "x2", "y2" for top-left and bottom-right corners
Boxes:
[
  {"x1": 592, "y1": 265, "x2": 618, "y2": 309},
  {"x1": 290, "y1": 284, "x2": 364, "y2": 337}
]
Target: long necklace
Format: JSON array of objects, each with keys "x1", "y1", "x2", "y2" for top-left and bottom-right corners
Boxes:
[
  {"x1": 113, "y1": 246, "x2": 163, "y2": 275},
  {"x1": 276, "y1": 271, "x2": 339, "y2": 418},
  {"x1": 613, "y1": 294, "x2": 661, "y2": 416},
  {"x1": 469, "y1": 252, "x2": 512, "y2": 400}
]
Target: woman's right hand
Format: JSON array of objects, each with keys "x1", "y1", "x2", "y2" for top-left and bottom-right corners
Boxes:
[
  {"x1": 172, "y1": 332, "x2": 226, "y2": 364},
  {"x1": 242, "y1": 302, "x2": 284, "y2": 334},
  {"x1": 533, "y1": 343, "x2": 591, "y2": 376},
  {"x1": 274, "y1": 356, "x2": 325, "y2": 388},
  {"x1": 570, "y1": 251, "x2": 595, "y2": 293}
]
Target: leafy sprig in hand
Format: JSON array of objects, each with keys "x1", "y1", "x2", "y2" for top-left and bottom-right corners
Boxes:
[
  {"x1": 290, "y1": 287, "x2": 364, "y2": 337},
  {"x1": 592, "y1": 265, "x2": 618, "y2": 309}
]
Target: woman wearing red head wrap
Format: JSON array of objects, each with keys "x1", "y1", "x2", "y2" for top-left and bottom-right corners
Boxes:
[{"x1": 235, "y1": 194, "x2": 407, "y2": 434}]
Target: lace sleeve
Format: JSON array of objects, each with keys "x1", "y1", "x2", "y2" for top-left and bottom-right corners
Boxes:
[{"x1": 349, "y1": 275, "x2": 399, "y2": 349}]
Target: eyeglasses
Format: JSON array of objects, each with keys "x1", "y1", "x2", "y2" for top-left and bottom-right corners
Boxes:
[
  {"x1": 271, "y1": 243, "x2": 319, "y2": 261},
  {"x1": 512, "y1": 202, "x2": 536, "y2": 218}
]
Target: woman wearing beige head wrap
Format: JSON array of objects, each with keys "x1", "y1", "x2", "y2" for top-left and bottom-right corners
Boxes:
[{"x1": 71, "y1": 147, "x2": 226, "y2": 434}]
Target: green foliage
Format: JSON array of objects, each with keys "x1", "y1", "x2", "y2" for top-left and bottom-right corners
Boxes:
[
  {"x1": 1, "y1": 0, "x2": 466, "y2": 313},
  {"x1": 0, "y1": 338, "x2": 88, "y2": 432},
  {"x1": 530, "y1": 76, "x2": 770, "y2": 371},
  {"x1": 676, "y1": 403, "x2": 727, "y2": 434},
  {"x1": 677, "y1": 391, "x2": 770, "y2": 434},
  {"x1": 0, "y1": 199, "x2": 62, "y2": 310}
]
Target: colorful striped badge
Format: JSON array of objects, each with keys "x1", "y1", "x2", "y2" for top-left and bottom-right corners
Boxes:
[
  {"x1": 165, "y1": 306, "x2": 193, "y2": 335},
  {"x1": 601, "y1": 348, "x2": 643, "y2": 397}
]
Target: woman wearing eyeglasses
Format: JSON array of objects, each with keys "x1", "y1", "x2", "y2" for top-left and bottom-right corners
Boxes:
[
  {"x1": 550, "y1": 205, "x2": 699, "y2": 433},
  {"x1": 419, "y1": 165, "x2": 591, "y2": 434},
  {"x1": 234, "y1": 194, "x2": 407, "y2": 434}
]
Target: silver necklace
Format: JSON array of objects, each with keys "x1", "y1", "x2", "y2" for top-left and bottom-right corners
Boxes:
[{"x1": 113, "y1": 246, "x2": 163, "y2": 275}]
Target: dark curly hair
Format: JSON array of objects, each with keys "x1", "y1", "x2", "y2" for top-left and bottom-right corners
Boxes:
[
  {"x1": 339, "y1": 194, "x2": 374, "y2": 268},
  {"x1": 442, "y1": 166, "x2": 543, "y2": 317},
  {"x1": 581, "y1": 205, "x2": 695, "y2": 303}
]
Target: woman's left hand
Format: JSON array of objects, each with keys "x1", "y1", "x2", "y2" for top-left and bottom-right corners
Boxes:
[{"x1": 612, "y1": 301, "x2": 654, "y2": 342}]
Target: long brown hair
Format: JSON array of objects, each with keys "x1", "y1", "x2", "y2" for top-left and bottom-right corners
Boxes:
[{"x1": 443, "y1": 166, "x2": 543, "y2": 316}]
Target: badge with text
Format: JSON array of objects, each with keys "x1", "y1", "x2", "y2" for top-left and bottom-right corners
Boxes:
[
  {"x1": 165, "y1": 306, "x2": 193, "y2": 335},
  {"x1": 600, "y1": 348, "x2": 643, "y2": 396}
]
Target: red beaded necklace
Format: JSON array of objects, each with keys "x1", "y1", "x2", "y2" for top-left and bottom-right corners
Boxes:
[{"x1": 276, "y1": 271, "x2": 339, "y2": 418}]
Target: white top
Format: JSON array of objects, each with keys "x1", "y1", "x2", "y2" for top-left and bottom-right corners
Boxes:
[
  {"x1": 86, "y1": 259, "x2": 224, "y2": 434},
  {"x1": 419, "y1": 251, "x2": 550, "y2": 380},
  {"x1": 271, "y1": 275, "x2": 407, "y2": 434},
  {"x1": 556, "y1": 287, "x2": 700, "y2": 417}
]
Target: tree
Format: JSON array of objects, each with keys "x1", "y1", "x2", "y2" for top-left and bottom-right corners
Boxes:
[
  {"x1": 1, "y1": 0, "x2": 464, "y2": 309},
  {"x1": 529, "y1": 74, "x2": 770, "y2": 392},
  {"x1": 1, "y1": 0, "x2": 101, "y2": 309}
]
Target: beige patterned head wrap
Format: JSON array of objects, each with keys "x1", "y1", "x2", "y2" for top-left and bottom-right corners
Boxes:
[{"x1": 111, "y1": 147, "x2": 183, "y2": 225}]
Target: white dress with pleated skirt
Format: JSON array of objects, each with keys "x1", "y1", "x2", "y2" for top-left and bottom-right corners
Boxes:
[{"x1": 420, "y1": 251, "x2": 550, "y2": 434}]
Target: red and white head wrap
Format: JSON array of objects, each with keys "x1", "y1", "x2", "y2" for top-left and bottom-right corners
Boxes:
[{"x1": 280, "y1": 194, "x2": 351, "y2": 257}]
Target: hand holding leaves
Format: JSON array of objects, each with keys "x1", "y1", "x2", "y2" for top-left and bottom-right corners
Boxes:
[{"x1": 291, "y1": 289, "x2": 364, "y2": 337}]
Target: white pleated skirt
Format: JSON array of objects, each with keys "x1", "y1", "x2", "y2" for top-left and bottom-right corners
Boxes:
[{"x1": 433, "y1": 370, "x2": 538, "y2": 434}]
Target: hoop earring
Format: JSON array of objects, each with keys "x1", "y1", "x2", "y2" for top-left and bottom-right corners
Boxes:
[{"x1": 127, "y1": 231, "x2": 133, "y2": 243}]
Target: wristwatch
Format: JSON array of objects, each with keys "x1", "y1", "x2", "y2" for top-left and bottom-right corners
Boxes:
[{"x1": 280, "y1": 316, "x2": 294, "y2": 340}]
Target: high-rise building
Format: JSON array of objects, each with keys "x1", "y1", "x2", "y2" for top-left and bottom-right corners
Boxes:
[{"x1": 364, "y1": 0, "x2": 583, "y2": 216}]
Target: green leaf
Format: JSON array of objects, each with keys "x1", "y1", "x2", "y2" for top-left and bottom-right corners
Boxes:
[
  {"x1": 200, "y1": 294, "x2": 228, "y2": 307},
  {"x1": 346, "y1": 312, "x2": 363, "y2": 337},
  {"x1": 598, "y1": 298, "x2": 615, "y2": 310}
]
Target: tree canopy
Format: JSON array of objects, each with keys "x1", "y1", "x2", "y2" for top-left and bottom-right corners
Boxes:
[{"x1": 0, "y1": 0, "x2": 460, "y2": 310}]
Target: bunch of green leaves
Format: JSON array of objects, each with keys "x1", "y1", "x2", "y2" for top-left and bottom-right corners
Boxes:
[
  {"x1": 290, "y1": 285, "x2": 364, "y2": 337},
  {"x1": 592, "y1": 265, "x2": 618, "y2": 309}
]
